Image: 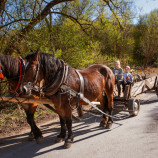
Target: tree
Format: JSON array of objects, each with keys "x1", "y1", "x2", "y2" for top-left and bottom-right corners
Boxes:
[
  {"x1": 134, "y1": 10, "x2": 158, "y2": 68},
  {"x1": 0, "y1": 0, "x2": 130, "y2": 56},
  {"x1": 141, "y1": 10, "x2": 158, "y2": 67},
  {"x1": 0, "y1": 0, "x2": 74, "y2": 55}
]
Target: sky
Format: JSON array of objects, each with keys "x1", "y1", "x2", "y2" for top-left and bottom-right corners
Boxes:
[{"x1": 133, "y1": 0, "x2": 158, "y2": 23}]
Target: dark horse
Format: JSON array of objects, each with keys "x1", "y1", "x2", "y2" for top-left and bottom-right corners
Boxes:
[
  {"x1": 22, "y1": 51, "x2": 115, "y2": 148},
  {"x1": 0, "y1": 53, "x2": 43, "y2": 143}
]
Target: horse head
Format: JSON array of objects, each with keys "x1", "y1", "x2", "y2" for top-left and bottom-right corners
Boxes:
[{"x1": 22, "y1": 49, "x2": 43, "y2": 96}]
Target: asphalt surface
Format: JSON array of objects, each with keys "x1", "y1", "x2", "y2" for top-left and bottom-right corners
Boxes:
[{"x1": 0, "y1": 93, "x2": 158, "y2": 158}]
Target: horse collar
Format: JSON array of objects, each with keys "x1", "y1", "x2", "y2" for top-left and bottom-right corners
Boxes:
[{"x1": 43, "y1": 62, "x2": 69, "y2": 96}]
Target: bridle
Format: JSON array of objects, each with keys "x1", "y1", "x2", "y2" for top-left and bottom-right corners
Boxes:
[
  {"x1": 23, "y1": 60, "x2": 41, "y2": 96},
  {"x1": 31, "y1": 61, "x2": 40, "y2": 86}
]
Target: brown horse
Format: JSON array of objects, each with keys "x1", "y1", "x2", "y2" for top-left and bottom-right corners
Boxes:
[
  {"x1": 22, "y1": 51, "x2": 115, "y2": 148},
  {"x1": 0, "y1": 53, "x2": 43, "y2": 142}
]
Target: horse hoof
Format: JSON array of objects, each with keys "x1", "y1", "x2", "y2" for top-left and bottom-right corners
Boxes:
[
  {"x1": 64, "y1": 139, "x2": 73, "y2": 149},
  {"x1": 27, "y1": 133, "x2": 34, "y2": 141},
  {"x1": 55, "y1": 137, "x2": 65, "y2": 143},
  {"x1": 35, "y1": 136, "x2": 43, "y2": 144},
  {"x1": 106, "y1": 123, "x2": 113, "y2": 129},
  {"x1": 99, "y1": 121, "x2": 104, "y2": 127},
  {"x1": 99, "y1": 121, "x2": 107, "y2": 128},
  {"x1": 99, "y1": 122, "x2": 103, "y2": 127},
  {"x1": 64, "y1": 142, "x2": 72, "y2": 149}
]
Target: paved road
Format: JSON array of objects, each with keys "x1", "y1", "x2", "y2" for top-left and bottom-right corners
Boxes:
[{"x1": 0, "y1": 93, "x2": 158, "y2": 158}]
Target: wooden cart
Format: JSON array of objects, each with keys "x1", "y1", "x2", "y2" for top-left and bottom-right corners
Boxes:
[{"x1": 113, "y1": 74, "x2": 158, "y2": 116}]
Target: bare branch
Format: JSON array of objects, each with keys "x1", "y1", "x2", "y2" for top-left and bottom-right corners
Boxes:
[
  {"x1": 103, "y1": 0, "x2": 124, "y2": 30},
  {"x1": 51, "y1": 11, "x2": 91, "y2": 35},
  {"x1": 43, "y1": 0, "x2": 49, "y2": 4},
  {"x1": 0, "y1": 19, "x2": 30, "y2": 30},
  {"x1": 3, "y1": 0, "x2": 74, "y2": 55},
  {"x1": 0, "y1": 0, "x2": 7, "y2": 15},
  {"x1": 33, "y1": 0, "x2": 37, "y2": 18},
  {"x1": 20, "y1": 0, "x2": 74, "y2": 37}
]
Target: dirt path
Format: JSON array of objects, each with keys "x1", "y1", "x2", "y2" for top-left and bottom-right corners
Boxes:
[{"x1": 0, "y1": 93, "x2": 158, "y2": 158}]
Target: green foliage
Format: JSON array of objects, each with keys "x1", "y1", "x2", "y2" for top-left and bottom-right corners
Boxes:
[
  {"x1": 133, "y1": 9, "x2": 158, "y2": 67},
  {"x1": 0, "y1": 0, "x2": 157, "y2": 68}
]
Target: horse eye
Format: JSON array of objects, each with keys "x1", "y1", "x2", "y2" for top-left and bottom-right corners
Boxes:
[{"x1": 28, "y1": 82, "x2": 32, "y2": 86}]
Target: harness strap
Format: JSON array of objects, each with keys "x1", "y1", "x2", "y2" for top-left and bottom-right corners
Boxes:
[
  {"x1": 75, "y1": 69, "x2": 84, "y2": 97},
  {"x1": 63, "y1": 64, "x2": 69, "y2": 84},
  {"x1": 32, "y1": 61, "x2": 40, "y2": 86}
]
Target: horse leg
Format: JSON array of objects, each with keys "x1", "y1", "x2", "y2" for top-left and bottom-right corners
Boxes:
[
  {"x1": 64, "y1": 117, "x2": 73, "y2": 149},
  {"x1": 26, "y1": 112, "x2": 43, "y2": 143},
  {"x1": 21, "y1": 103, "x2": 33, "y2": 140},
  {"x1": 99, "y1": 93, "x2": 109, "y2": 128},
  {"x1": 54, "y1": 103, "x2": 73, "y2": 149},
  {"x1": 22, "y1": 103, "x2": 43, "y2": 143},
  {"x1": 55, "y1": 115, "x2": 66, "y2": 143},
  {"x1": 106, "y1": 93, "x2": 114, "y2": 129}
]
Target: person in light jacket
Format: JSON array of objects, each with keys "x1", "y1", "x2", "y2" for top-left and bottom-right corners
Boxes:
[{"x1": 112, "y1": 61, "x2": 123, "y2": 97}]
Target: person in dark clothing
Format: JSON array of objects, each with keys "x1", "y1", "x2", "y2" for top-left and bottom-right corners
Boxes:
[{"x1": 112, "y1": 61, "x2": 123, "y2": 97}]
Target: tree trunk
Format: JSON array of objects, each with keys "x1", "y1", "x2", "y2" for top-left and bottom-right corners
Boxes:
[
  {"x1": 144, "y1": 56, "x2": 149, "y2": 68},
  {"x1": 0, "y1": 0, "x2": 6, "y2": 15}
]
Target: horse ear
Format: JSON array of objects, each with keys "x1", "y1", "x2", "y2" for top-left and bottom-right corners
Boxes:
[{"x1": 35, "y1": 48, "x2": 40, "y2": 61}]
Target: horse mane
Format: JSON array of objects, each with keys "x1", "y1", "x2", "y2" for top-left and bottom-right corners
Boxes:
[
  {"x1": 0, "y1": 53, "x2": 19, "y2": 79},
  {"x1": 25, "y1": 52, "x2": 64, "y2": 83}
]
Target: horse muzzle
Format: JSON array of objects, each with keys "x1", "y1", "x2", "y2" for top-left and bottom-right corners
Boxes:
[{"x1": 22, "y1": 82, "x2": 32, "y2": 96}]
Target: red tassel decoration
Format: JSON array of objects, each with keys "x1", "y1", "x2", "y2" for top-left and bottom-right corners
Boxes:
[
  {"x1": 0, "y1": 72, "x2": 4, "y2": 79},
  {"x1": 0, "y1": 66, "x2": 4, "y2": 79}
]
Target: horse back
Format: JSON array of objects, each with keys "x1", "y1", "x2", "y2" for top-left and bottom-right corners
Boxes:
[
  {"x1": 71, "y1": 64, "x2": 114, "y2": 100},
  {"x1": 80, "y1": 64, "x2": 114, "y2": 83}
]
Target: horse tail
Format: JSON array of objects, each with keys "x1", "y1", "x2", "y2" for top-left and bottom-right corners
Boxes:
[{"x1": 103, "y1": 91, "x2": 108, "y2": 106}]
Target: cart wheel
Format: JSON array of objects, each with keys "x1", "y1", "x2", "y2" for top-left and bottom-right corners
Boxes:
[{"x1": 128, "y1": 98, "x2": 140, "y2": 116}]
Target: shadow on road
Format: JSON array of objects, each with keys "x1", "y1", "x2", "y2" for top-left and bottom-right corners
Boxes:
[
  {"x1": 140, "y1": 99, "x2": 158, "y2": 105},
  {"x1": 0, "y1": 110, "x2": 133, "y2": 158}
]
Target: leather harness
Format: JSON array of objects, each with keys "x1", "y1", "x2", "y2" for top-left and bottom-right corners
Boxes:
[
  {"x1": 75, "y1": 69, "x2": 84, "y2": 97},
  {"x1": 42, "y1": 61, "x2": 69, "y2": 96},
  {"x1": 42, "y1": 63, "x2": 84, "y2": 97},
  {"x1": 26, "y1": 57, "x2": 85, "y2": 99}
]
